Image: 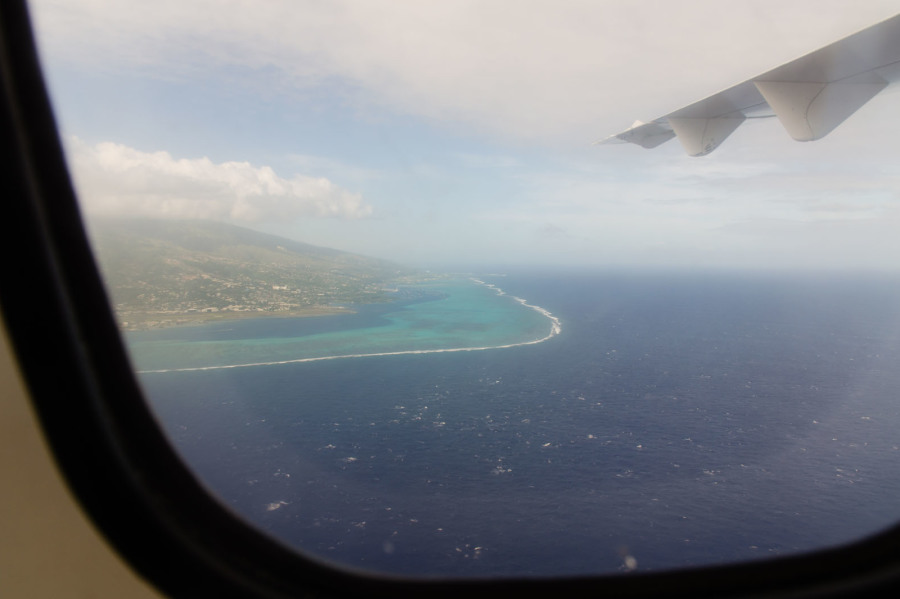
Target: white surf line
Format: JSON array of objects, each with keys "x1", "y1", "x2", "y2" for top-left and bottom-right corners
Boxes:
[
  {"x1": 138, "y1": 279, "x2": 561, "y2": 374},
  {"x1": 469, "y1": 277, "x2": 562, "y2": 337}
]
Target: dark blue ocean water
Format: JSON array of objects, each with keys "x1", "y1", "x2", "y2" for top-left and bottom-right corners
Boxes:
[{"x1": 136, "y1": 270, "x2": 900, "y2": 577}]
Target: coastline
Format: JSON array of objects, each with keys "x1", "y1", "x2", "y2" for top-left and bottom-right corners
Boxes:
[
  {"x1": 115, "y1": 275, "x2": 450, "y2": 331},
  {"x1": 117, "y1": 304, "x2": 357, "y2": 331},
  {"x1": 137, "y1": 278, "x2": 562, "y2": 374}
]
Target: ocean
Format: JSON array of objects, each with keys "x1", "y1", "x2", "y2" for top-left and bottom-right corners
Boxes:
[{"x1": 131, "y1": 270, "x2": 900, "y2": 577}]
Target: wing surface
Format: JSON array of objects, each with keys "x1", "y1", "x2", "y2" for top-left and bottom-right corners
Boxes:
[{"x1": 598, "y1": 13, "x2": 900, "y2": 156}]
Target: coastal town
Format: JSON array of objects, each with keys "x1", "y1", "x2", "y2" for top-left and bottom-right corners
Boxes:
[{"x1": 111, "y1": 270, "x2": 395, "y2": 330}]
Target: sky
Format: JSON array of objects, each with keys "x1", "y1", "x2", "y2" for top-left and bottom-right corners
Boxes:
[{"x1": 27, "y1": 0, "x2": 900, "y2": 270}]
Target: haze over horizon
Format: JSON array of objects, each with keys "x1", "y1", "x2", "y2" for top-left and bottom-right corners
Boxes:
[{"x1": 28, "y1": 1, "x2": 900, "y2": 270}]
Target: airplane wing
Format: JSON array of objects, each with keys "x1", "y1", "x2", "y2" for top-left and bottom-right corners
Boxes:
[{"x1": 597, "y1": 13, "x2": 900, "y2": 156}]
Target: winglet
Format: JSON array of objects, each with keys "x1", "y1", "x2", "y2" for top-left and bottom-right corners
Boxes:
[{"x1": 594, "y1": 120, "x2": 676, "y2": 149}]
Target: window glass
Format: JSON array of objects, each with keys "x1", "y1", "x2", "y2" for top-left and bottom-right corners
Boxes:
[{"x1": 27, "y1": 0, "x2": 900, "y2": 577}]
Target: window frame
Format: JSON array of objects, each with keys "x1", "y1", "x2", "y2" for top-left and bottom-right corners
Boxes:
[{"x1": 3, "y1": 1, "x2": 900, "y2": 596}]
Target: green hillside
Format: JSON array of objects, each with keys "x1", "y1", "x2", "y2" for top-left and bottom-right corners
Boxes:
[{"x1": 86, "y1": 218, "x2": 416, "y2": 329}]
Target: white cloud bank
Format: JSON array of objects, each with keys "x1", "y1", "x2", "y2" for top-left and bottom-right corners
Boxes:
[
  {"x1": 66, "y1": 137, "x2": 372, "y2": 222},
  {"x1": 31, "y1": 1, "x2": 900, "y2": 146}
]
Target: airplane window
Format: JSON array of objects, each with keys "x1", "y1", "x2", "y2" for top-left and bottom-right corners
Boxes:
[{"x1": 25, "y1": 0, "x2": 900, "y2": 579}]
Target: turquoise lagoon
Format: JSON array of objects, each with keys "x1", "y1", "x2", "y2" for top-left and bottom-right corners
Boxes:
[{"x1": 125, "y1": 278, "x2": 560, "y2": 373}]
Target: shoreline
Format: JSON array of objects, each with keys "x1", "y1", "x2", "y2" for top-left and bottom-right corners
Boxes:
[
  {"x1": 137, "y1": 278, "x2": 561, "y2": 374},
  {"x1": 118, "y1": 305, "x2": 357, "y2": 331},
  {"x1": 116, "y1": 276, "x2": 451, "y2": 331}
]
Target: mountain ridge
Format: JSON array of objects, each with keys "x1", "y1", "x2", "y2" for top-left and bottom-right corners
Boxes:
[{"x1": 86, "y1": 218, "x2": 418, "y2": 329}]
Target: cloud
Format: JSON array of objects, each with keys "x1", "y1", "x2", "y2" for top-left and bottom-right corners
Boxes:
[
  {"x1": 710, "y1": 211, "x2": 900, "y2": 270},
  {"x1": 30, "y1": 1, "x2": 900, "y2": 146},
  {"x1": 537, "y1": 223, "x2": 568, "y2": 237},
  {"x1": 65, "y1": 137, "x2": 372, "y2": 222},
  {"x1": 286, "y1": 154, "x2": 382, "y2": 183},
  {"x1": 454, "y1": 153, "x2": 520, "y2": 169}
]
